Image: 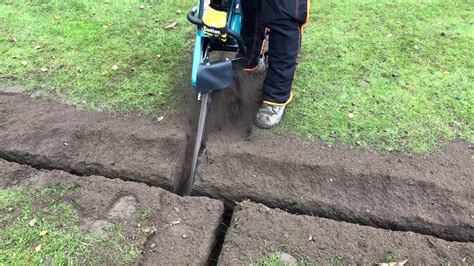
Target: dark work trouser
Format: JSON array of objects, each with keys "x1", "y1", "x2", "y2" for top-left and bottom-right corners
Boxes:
[{"x1": 241, "y1": 0, "x2": 309, "y2": 105}]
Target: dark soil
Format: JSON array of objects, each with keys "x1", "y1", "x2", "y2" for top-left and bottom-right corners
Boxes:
[
  {"x1": 194, "y1": 129, "x2": 474, "y2": 242},
  {"x1": 0, "y1": 159, "x2": 224, "y2": 265},
  {"x1": 0, "y1": 92, "x2": 186, "y2": 192},
  {"x1": 219, "y1": 202, "x2": 474, "y2": 265},
  {"x1": 0, "y1": 86, "x2": 473, "y2": 263}
]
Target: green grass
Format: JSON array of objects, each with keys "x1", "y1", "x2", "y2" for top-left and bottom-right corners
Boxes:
[
  {"x1": 383, "y1": 250, "x2": 396, "y2": 263},
  {"x1": 0, "y1": 186, "x2": 141, "y2": 264},
  {"x1": 0, "y1": 0, "x2": 195, "y2": 112},
  {"x1": 0, "y1": 0, "x2": 472, "y2": 152},
  {"x1": 251, "y1": 252, "x2": 310, "y2": 266},
  {"x1": 288, "y1": 0, "x2": 473, "y2": 152}
]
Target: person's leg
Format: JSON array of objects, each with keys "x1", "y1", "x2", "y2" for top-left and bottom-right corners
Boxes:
[
  {"x1": 261, "y1": 0, "x2": 309, "y2": 105},
  {"x1": 255, "y1": 0, "x2": 309, "y2": 129},
  {"x1": 240, "y1": 0, "x2": 267, "y2": 70}
]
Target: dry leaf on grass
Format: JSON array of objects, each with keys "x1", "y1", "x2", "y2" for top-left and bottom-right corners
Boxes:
[
  {"x1": 29, "y1": 218, "x2": 37, "y2": 227},
  {"x1": 39, "y1": 230, "x2": 48, "y2": 236},
  {"x1": 164, "y1": 21, "x2": 177, "y2": 30}
]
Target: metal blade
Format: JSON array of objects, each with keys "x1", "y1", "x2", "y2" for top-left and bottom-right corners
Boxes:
[{"x1": 189, "y1": 92, "x2": 210, "y2": 183}]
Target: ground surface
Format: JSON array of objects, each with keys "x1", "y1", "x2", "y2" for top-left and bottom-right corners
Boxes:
[
  {"x1": 1, "y1": 0, "x2": 472, "y2": 152},
  {"x1": 0, "y1": 159, "x2": 224, "y2": 265},
  {"x1": 219, "y1": 202, "x2": 473, "y2": 265},
  {"x1": 0, "y1": 90, "x2": 472, "y2": 264}
]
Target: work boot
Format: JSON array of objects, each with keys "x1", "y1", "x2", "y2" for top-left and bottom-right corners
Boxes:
[{"x1": 254, "y1": 103, "x2": 286, "y2": 129}]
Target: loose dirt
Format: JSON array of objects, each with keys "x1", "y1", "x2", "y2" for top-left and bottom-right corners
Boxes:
[
  {"x1": 219, "y1": 202, "x2": 473, "y2": 265},
  {"x1": 0, "y1": 159, "x2": 224, "y2": 265}
]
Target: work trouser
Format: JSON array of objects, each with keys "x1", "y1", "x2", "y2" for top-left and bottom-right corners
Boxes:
[{"x1": 241, "y1": 0, "x2": 310, "y2": 105}]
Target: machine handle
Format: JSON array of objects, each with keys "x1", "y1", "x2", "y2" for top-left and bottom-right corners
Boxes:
[
  {"x1": 187, "y1": 8, "x2": 247, "y2": 56},
  {"x1": 187, "y1": 8, "x2": 203, "y2": 26}
]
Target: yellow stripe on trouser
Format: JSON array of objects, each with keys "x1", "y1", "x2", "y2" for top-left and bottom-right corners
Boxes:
[
  {"x1": 302, "y1": 0, "x2": 311, "y2": 30},
  {"x1": 263, "y1": 91, "x2": 294, "y2": 107}
]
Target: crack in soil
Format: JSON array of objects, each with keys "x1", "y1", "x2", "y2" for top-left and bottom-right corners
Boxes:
[{"x1": 0, "y1": 150, "x2": 174, "y2": 193}]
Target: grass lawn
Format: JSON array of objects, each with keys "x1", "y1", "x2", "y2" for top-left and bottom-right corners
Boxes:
[
  {"x1": 0, "y1": 186, "x2": 141, "y2": 264},
  {"x1": 0, "y1": 0, "x2": 195, "y2": 112},
  {"x1": 0, "y1": 0, "x2": 472, "y2": 152}
]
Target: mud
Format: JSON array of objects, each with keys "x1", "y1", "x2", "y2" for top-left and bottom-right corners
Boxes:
[
  {"x1": 0, "y1": 159, "x2": 224, "y2": 265},
  {"x1": 194, "y1": 131, "x2": 474, "y2": 242},
  {"x1": 0, "y1": 92, "x2": 186, "y2": 192},
  {"x1": 219, "y1": 202, "x2": 473, "y2": 265}
]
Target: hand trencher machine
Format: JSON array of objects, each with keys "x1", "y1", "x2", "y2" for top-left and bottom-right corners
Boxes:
[{"x1": 186, "y1": 0, "x2": 247, "y2": 182}]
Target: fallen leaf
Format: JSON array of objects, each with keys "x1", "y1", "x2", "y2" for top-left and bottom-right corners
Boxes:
[
  {"x1": 156, "y1": 54, "x2": 162, "y2": 59},
  {"x1": 29, "y1": 218, "x2": 37, "y2": 227},
  {"x1": 176, "y1": 9, "x2": 182, "y2": 14},
  {"x1": 157, "y1": 116, "x2": 164, "y2": 122},
  {"x1": 9, "y1": 37, "x2": 17, "y2": 42},
  {"x1": 348, "y1": 113, "x2": 355, "y2": 118},
  {"x1": 39, "y1": 230, "x2": 48, "y2": 236},
  {"x1": 111, "y1": 65, "x2": 119, "y2": 70},
  {"x1": 101, "y1": 70, "x2": 109, "y2": 76},
  {"x1": 21, "y1": 60, "x2": 28, "y2": 66},
  {"x1": 40, "y1": 67, "x2": 49, "y2": 72},
  {"x1": 103, "y1": 23, "x2": 112, "y2": 29},
  {"x1": 34, "y1": 45, "x2": 42, "y2": 50},
  {"x1": 35, "y1": 244, "x2": 42, "y2": 252},
  {"x1": 139, "y1": 5, "x2": 145, "y2": 9},
  {"x1": 387, "y1": 33, "x2": 393, "y2": 37},
  {"x1": 164, "y1": 21, "x2": 177, "y2": 30}
]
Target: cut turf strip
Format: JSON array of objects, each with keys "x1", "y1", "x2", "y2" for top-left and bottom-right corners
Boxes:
[
  {"x1": 219, "y1": 202, "x2": 473, "y2": 265},
  {"x1": 1, "y1": 91, "x2": 472, "y2": 243},
  {"x1": 0, "y1": 159, "x2": 224, "y2": 265},
  {"x1": 194, "y1": 131, "x2": 474, "y2": 242},
  {"x1": 0, "y1": 92, "x2": 186, "y2": 192}
]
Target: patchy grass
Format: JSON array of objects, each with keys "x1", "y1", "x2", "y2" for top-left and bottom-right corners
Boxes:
[
  {"x1": 0, "y1": 0, "x2": 194, "y2": 112},
  {"x1": 0, "y1": 186, "x2": 140, "y2": 264},
  {"x1": 251, "y1": 251, "x2": 314, "y2": 266},
  {"x1": 0, "y1": 0, "x2": 472, "y2": 152},
  {"x1": 383, "y1": 250, "x2": 397, "y2": 263},
  {"x1": 288, "y1": 0, "x2": 473, "y2": 153}
]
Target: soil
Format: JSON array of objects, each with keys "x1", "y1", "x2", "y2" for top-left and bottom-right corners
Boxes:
[
  {"x1": 219, "y1": 202, "x2": 474, "y2": 265},
  {"x1": 195, "y1": 129, "x2": 474, "y2": 242},
  {"x1": 0, "y1": 85, "x2": 473, "y2": 263},
  {"x1": 0, "y1": 92, "x2": 186, "y2": 192},
  {"x1": 0, "y1": 159, "x2": 224, "y2": 265}
]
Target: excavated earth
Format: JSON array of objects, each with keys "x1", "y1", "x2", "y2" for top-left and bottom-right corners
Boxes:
[
  {"x1": 0, "y1": 89, "x2": 473, "y2": 264},
  {"x1": 0, "y1": 159, "x2": 224, "y2": 265},
  {"x1": 219, "y1": 202, "x2": 473, "y2": 265}
]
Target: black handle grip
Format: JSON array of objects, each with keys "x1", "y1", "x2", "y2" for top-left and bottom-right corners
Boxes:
[
  {"x1": 187, "y1": 9, "x2": 203, "y2": 26},
  {"x1": 187, "y1": 9, "x2": 247, "y2": 56},
  {"x1": 227, "y1": 29, "x2": 247, "y2": 56}
]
